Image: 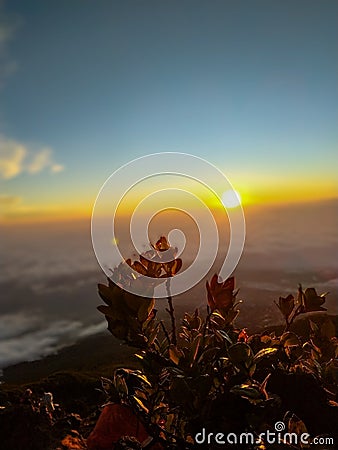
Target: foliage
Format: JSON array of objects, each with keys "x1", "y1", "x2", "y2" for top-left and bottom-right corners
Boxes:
[
  {"x1": 275, "y1": 284, "x2": 328, "y2": 331},
  {"x1": 97, "y1": 237, "x2": 338, "y2": 449}
]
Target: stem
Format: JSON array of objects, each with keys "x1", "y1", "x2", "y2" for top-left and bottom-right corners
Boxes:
[
  {"x1": 160, "y1": 320, "x2": 171, "y2": 344},
  {"x1": 202, "y1": 311, "x2": 211, "y2": 339},
  {"x1": 165, "y1": 278, "x2": 177, "y2": 346},
  {"x1": 286, "y1": 302, "x2": 303, "y2": 332},
  {"x1": 284, "y1": 318, "x2": 290, "y2": 332}
]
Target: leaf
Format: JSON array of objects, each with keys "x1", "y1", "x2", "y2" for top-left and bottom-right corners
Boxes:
[
  {"x1": 131, "y1": 261, "x2": 148, "y2": 276},
  {"x1": 169, "y1": 345, "x2": 184, "y2": 365},
  {"x1": 97, "y1": 305, "x2": 129, "y2": 340},
  {"x1": 275, "y1": 294, "x2": 295, "y2": 319},
  {"x1": 98, "y1": 283, "x2": 120, "y2": 306},
  {"x1": 228, "y1": 343, "x2": 254, "y2": 371},
  {"x1": 137, "y1": 298, "x2": 155, "y2": 323},
  {"x1": 309, "y1": 319, "x2": 319, "y2": 333},
  {"x1": 115, "y1": 375, "x2": 128, "y2": 396},
  {"x1": 320, "y1": 318, "x2": 336, "y2": 339},
  {"x1": 124, "y1": 292, "x2": 146, "y2": 315},
  {"x1": 281, "y1": 332, "x2": 301, "y2": 347},
  {"x1": 261, "y1": 335, "x2": 272, "y2": 344},
  {"x1": 183, "y1": 310, "x2": 202, "y2": 331},
  {"x1": 253, "y1": 347, "x2": 278, "y2": 363},
  {"x1": 106, "y1": 319, "x2": 129, "y2": 340},
  {"x1": 198, "y1": 347, "x2": 220, "y2": 364},
  {"x1": 260, "y1": 373, "x2": 271, "y2": 399},
  {"x1": 303, "y1": 287, "x2": 327, "y2": 312},
  {"x1": 189, "y1": 334, "x2": 202, "y2": 367},
  {"x1": 147, "y1": 261, "x2": 163, "y2": 278},
  {"x1": 100, "y1": 377, "x2": 112, "y2": 392},
  {"x1": 231, "y1": 384, "x2": 262, "y2": 400},
  {"x1": 287, "y1": 413, "x2": 308, "y2": 435},
  {"x1": 97, "y1": 304, "x2": 115, "y2": 317},
  {"x1": 217, "y1": 329, "x2": 233, "y2": 345},
  {"x1": 170, "y1": 377, "x2": 193, "y2": 405},
  {"x1": 153, "y1": 236, "x2": 170, "y2": 251},
  {"x1": 164, "y1": 258, "x2": 183, "y2": 276},
  {"x1": 133, "y1": 396, "x2": 149, "y2": 414},
  {"x1": 146, "y1": 322, "x2": 160, "y2": 346},
  {"x1": 132, "y1": 372, "x2": 151, "y2": 386},
  {"x1": 210, "y1": 311, "x2": 226, "y2": 327}
]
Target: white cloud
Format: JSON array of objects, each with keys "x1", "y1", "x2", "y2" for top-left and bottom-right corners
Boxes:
[{"x1": 0, "y1": 137, "x2": 64, "y2": 179}]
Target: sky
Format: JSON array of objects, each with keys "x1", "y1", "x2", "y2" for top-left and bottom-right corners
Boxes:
[{"x1": 0, "y1": 0, "x2": 337, "y2": 222}]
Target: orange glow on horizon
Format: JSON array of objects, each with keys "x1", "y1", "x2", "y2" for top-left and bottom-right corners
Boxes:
[{"x1": 1, "y1": 174, "x2": 337, "y2": 225}]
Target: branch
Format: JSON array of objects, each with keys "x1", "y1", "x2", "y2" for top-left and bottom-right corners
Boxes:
[
  {"x1": 165, "y1": 278, "x2": 177, "y2": 346},
  {"x1": 160, "y1": 320, "x2": 171, "y2": 345}
]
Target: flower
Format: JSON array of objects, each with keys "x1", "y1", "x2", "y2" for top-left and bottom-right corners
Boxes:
[
  {"x1": 206, "y1": 274, "x2": 238, "y2": 313},
  {"x1": 238, "y1": 328, "x2": 249, "y2": 343},
  {"x1": 152, "y1": 236, "x2": 171, "y2": 252},
  {"x1": 275, "y1": 294, "x2": 295, "y2": 319},
  {"x1": 127, "y1": 236, "x2": 182, "y2": 279}
]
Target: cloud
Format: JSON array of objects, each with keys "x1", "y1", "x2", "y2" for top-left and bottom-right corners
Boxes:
[
  {"x1": 51, "y1": 163, "x2": 64, "y2": 173},
  {"x1": 0, "y1": 313, "x2": 83, "y2": 369},
  {"x1": 27, "y1": 148, "x2": 51, "y2": 174},
  {"x1": 0, "y1": 313, "x2": 107, "y2": 369},
  {"x1": 77, "y1": 322, "x2": 107, "y2": 338},
  {"x1": 0, "y1": 137, "x2": 64, "y2": 179},
  {"x1": 27, "y1": 148, "x2": 57, "y2": 174},
  {"x1": 0, "y1": 139, "x2": 26, "y2": 179}
]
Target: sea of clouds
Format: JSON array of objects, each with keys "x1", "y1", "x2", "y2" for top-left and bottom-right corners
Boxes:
[{"x1": 1, "y1": 201, "x2": 337, "y2": 369}]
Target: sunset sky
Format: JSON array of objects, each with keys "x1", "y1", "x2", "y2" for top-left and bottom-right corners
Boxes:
[{"x1": 0, "y1": 0, "x2": 337, "y2": 222}]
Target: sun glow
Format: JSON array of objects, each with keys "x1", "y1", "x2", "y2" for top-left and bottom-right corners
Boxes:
[{"x1": 221, "y1": 190, "x2": 242, "y2": 208}]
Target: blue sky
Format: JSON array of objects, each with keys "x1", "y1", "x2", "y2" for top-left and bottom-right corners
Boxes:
[{"x1": 0, "y1": 0, "x2": 337, "y2": 219}]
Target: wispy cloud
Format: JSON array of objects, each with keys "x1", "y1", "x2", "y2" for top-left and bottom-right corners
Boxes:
[
  {"x1": 27, "y1": 147, "x2": 64, "y2": 175},
  {"x1": 50, "y1": 163, "x2": 64, "y2": 173},
  {"x1": 0, "y1": 136, "x2": 64, "y2": 179},
  {"x1": 0, "y1": 139, "x2": 26, "y2": 178}
]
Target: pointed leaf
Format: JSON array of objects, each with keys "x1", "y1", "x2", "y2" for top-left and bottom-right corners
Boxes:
[
  {"x1": 254, "y1": 347, "x2": 278, "y2": 363},
  {"x1": 133, "y1": 396, "x2": 149, "y2": 414},
  {"x1": 189, "y1": 334, "x2": 202, "y2": 367},
  {"x1": 169, "y1": 345, "x2": 184, "y2": 365}
]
